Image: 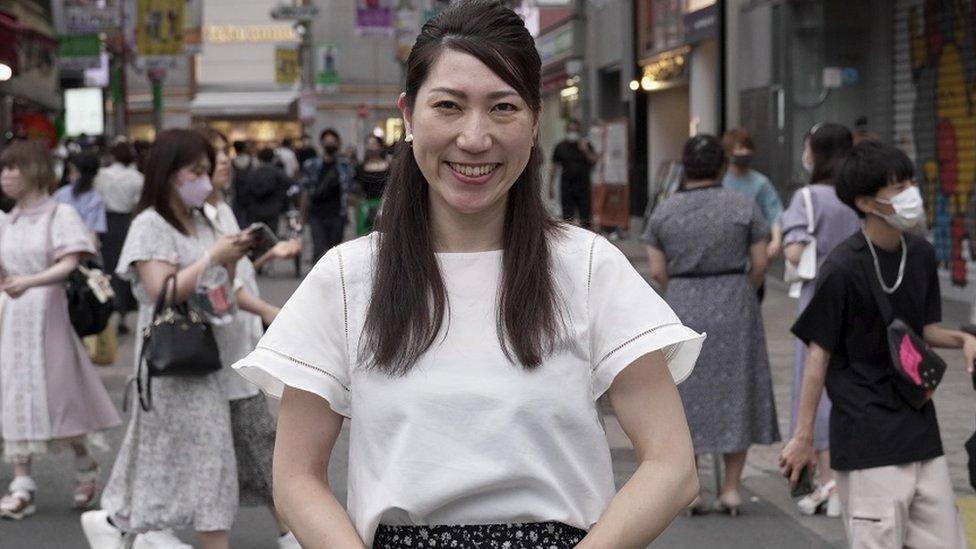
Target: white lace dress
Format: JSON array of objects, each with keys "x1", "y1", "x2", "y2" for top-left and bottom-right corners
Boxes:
[
  {"x1": 100, "y1": 208, "x2": 238, "y2": 532},
  {"x1": 0, "y1": 199, "x2": 120, "y2": 462}
]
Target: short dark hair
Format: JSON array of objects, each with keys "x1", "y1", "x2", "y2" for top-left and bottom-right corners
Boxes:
[
  {"x1": 232, "y1": 140, "x2": 248, "y2": 154},
  {"x1": 319, "y1": 128, "x2": 340, "y2": 143},
  {"x1": 257, "y1": 148, "x2": 276, "y2": 163},
  {"x1": 110, "y1": 141, "x2": 135, "y2": 165},
  {"x1": 808, "y1": 123, "x2": 853, "y2": 184},
  {"x1": 682, "y1": 134, "x2": 725, "y2": 181},
  {"x1": 282, "y1": 137, "x2": 294, "y2": 148},
  {"x1": 836, "y1": 141, "x2": 915, "y2": 218}
]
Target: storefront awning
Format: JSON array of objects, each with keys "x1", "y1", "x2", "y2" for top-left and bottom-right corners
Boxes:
[{"x1": 190, "y1": 90, "x2": 299, "y2": 117}]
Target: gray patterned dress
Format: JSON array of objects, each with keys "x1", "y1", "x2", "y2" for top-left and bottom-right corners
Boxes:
[
  {"x1": 100, "y1": 209, "x2": 238, "y2": 532},
  {"x1": 642, "y1": 185, "x2": 781, "y2": 454}
]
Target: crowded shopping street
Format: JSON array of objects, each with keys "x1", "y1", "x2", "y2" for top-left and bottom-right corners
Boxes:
[{"x1": 5, "y1": 0, "x2": 976, "y2": 548}]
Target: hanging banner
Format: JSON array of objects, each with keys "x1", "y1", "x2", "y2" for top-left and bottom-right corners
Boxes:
[
  {"x1": 315, "y1": 45, "x2": 339, "y2": 93},
  {"x1": 58, "y1": 34, "x2": 102, "y2": 71},
  {"x1": 275, "y1": 46, "x2": 300, "y2": 86},
  {"x1": 394, "y1": 5, "x2": 420, "y2": 63},
  {"x1": 182, "y1": 0, "x2": 203, "y2": 54},
  {"x1": 55, "y1": 0, "x2": 119, "y2": 35},
  {"x1": 135, "y1": 0, "x2": 184, "y2": 57},
  {"x1": 356, "y1": 0, "x2": 394, "y2": 37},
  {"x1": 299, "y1": 88, "x2": 317, "y2": 124}
]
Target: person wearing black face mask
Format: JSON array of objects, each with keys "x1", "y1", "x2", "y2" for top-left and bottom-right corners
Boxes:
[
  {"x1": 300, "y1": 128, "x2": 353, "y2": 262},
  {"x1": 721, "y1": 128, "x2": 784, "y2": 264}
]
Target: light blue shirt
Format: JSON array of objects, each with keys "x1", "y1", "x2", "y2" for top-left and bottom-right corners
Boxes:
[
  {"x1": 722, "y1": 169, "x2": 784, "y2": 226},
  {"x1": 54, "y1": 184, "x2": 107, "y2": 234}
]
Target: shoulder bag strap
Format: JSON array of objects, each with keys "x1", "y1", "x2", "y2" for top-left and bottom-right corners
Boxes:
[
  {"x1": 859, "y1": 252, "x2": 895, "y2": 326},
  {"x1": 801, "y1": 187, "x2": 815, "y2": 234},
  {"x1": 45, "y1": 202, "x2": 58, "y2": 265},
  {"x1": 136, "y1": 273, "x2": 177, "y2": 412}
]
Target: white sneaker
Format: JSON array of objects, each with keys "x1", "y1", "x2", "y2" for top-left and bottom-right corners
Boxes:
[
  {"x1": 80, "y1": 510, "x2": 124, "y2": 549},
  {"x1": 133, "y1": 530, "x2": 193, "y2": 549},
  {"x1": 278, "y1": 531, "x2": 302, "y2": 548}
]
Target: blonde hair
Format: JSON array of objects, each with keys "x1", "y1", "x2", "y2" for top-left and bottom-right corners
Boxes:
[{"x1": 0, "y1": 140, "x2": 57, "y2": 193}]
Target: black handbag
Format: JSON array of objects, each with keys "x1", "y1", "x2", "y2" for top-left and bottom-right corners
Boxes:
[
  {"x1": 861, "y1": 255, "x2": 947, "y2": 410},
  {"x1": 44, "y1": 206, "x2": 116, "y2": 337},
  {"x1": 132, "y1": 273, "x2": 222, "y2": 411},
  {"x1": 65, "y1": 261, "x2": 116, "y2": 337}
]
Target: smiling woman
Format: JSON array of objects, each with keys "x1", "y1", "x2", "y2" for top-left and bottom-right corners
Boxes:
[{"x1": 232, "y1": 2, "x2": 705, "y2": 548}]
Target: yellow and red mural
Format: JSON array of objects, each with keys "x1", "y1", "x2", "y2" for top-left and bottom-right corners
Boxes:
[{"x1": 904, "y1": 0, "x2": 976, "y2": 286}]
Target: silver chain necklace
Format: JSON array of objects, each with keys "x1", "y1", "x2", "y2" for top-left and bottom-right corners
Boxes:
[{"x1": 862, "y1": 229, "x2": 907, "y2": 294}]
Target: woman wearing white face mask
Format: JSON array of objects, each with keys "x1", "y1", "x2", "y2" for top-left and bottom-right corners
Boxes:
[
  {"x1": 782, "y1": 140, "x2": 972, "y2": 548},
  {"x1": 780, "y1": 123, "x2": 861, "y2": 517},
  {"x1": 81, "y1": 129, "x2": 252, "y2": 549}
]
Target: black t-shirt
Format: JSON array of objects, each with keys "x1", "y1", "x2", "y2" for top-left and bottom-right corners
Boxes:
[
  {"x1": 354, "y1": 165, "x2": 387, "y2": 200},
  {"x1": 307, "y1": 160, "x2": 342, "y2": 218},
  {"x1": 552, "y1": 139, "x2": 592, "y2": 188},
  {"x1": 791, "y1": 231, "x2": 943, "y2": 471}
]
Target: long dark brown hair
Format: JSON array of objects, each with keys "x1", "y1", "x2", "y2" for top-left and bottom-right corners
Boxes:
[
  {"x1": 135, "y1": 129, "x2": 213, "y2": 235},
  {"x1": 808, "y1": 123, "x2": 853, "y2": 185},
  {"x1": 363, "y1": 0, "x2": 564, "y2": 375}
]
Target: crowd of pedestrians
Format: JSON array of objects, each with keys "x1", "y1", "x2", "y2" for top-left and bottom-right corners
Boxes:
[
  {"x1": 0, "y1": 123, "x2": 388, "y2": 548},
  {"x1": 0, "y1": 1, "x2": 974, "y2": 548}
]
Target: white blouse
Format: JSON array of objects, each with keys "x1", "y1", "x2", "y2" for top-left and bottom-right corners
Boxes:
[
  {"x1": 233, "y1": 225, "x2": 703, "y2": 546},
  {"x1": 94, "y1": 163, "x2": 144, "y2": 214}
]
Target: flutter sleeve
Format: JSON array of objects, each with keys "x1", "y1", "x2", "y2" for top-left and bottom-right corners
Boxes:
[
  {"x1": 51, "y1": 204, "x2": 97, "y2": 260},
  {"x1": 233, "y1": 248, "x2": 351, "y2": 417},
  {"x1": 588, "y1": 235, "x2": 705, "y2": 399}
]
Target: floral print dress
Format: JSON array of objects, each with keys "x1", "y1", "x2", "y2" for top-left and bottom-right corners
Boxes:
[{"x1": 99, "y1": 208, "x2": 238, "y2": 532}]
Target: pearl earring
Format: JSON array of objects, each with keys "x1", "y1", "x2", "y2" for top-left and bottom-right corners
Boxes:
[{"x1": 404, "y1": 133, "x2": 414, "y2": 143}]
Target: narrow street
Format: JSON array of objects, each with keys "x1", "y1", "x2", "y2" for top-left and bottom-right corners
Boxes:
[{"x1": 3, "y1": 236, "x2": 976, "y2": 548}]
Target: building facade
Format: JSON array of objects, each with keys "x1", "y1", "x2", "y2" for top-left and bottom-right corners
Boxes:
[{"x1": 0, "y1": 0, "x2": 59, "y2": 147}]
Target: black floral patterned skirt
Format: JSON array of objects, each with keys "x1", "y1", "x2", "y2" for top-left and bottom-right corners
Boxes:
[{"x1": 372, "y1": 521, "x2": 587, "y2": 548}]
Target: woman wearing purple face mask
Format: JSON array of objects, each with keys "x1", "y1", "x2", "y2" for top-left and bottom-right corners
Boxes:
[{"x1": 81, "y1": 130, "x2": 252, "y2": 549}]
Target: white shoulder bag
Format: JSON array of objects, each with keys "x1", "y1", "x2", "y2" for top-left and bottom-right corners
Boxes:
[{"x1": 784, "y1": 187, "x2": 818, "y2": 296}]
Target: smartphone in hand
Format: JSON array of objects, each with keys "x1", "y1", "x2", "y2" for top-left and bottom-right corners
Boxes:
[
  {"x1": 791, "y1": 466, "x2": 814, "y2": 498},
  {"x1": 245, "y1": 222, "x2": 279, "y2": 260}
]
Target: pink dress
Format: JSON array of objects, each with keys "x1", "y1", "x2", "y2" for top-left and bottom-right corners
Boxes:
[{"x1": 0, "y1": 198, "x2": 121, "y2": 462}]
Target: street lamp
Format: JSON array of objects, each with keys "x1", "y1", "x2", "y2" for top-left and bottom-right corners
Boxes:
[{"x1": 0, "y1": 63, "x2": 11, "y2": 82}]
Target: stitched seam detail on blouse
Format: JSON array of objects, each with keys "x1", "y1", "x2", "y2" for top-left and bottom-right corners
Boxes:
[
  {"x1": 586, "y1": 234, "x2": 599, "y2": 295},
  {"x1": 593, "y1": 322, "x2": 682, "y2": 372},
  {"x1": 255, "y1": 345, "x2": 350, "y2": 392},
  {"x1": 336, "y1": 247, "x2": 350, "y2": 361}
]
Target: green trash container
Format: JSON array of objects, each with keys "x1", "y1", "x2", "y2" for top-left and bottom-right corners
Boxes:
[{"x1": 356, "y1": 198, "x2": 383, "y2": 236}]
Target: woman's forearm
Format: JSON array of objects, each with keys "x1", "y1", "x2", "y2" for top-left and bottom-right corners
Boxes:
[
  {"x1": 31, "y1": 254, "x2": 81, "y2": 286},
  {"x1": 236, "y1": 288, "x2": 278, "y2": 320},
  {"x1": 276, "y1": 475, "x2": 366, "y2": 549},
  {"x1": 578, "y1": 457, "x2": 698, "y2": 548}
]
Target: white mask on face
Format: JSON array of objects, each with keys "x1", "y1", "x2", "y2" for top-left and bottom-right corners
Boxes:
[
  {"x1": 876, "y1": 185, "x2": 926, "y2": 233},
  {"x1": 566, "y1": 131, "x2": 580, "y2": 142},
  {"x1": 801, "y1": 150, "x2": 814, "y2": 173}
]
